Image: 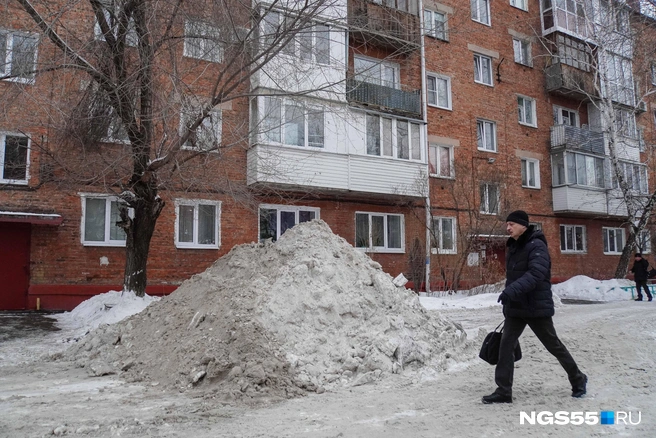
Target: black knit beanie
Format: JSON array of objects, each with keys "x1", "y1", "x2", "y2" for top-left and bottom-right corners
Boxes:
[{"x1": 505, "y1": 210, "x2": 529, "y2": 227}]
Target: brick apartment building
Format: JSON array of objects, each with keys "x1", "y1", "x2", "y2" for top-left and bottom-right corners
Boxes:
[{"x1": 1, "y1": 0, "x2": 655, "y2": 310}]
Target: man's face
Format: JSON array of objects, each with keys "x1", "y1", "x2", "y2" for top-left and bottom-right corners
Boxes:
[
  {"x1": 506, "y1": 221, "x2": 527, "y2": 240},
  {"x1": 635, "y1": 256, "x2": 641, "y2": 261}
]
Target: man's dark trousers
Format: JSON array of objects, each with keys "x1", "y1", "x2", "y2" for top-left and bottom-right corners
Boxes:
[
  {"x1": 494, "y1": 316, "x2": 585, "y2": 396},
  {"x1": 635, "y1": 280, "x2": 653, "y2": 300}
]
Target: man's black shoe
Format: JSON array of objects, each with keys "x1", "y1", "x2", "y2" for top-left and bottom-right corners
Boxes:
[
  {"x1": 635, "y1": 298, "x2": 643, "y2": 301},
  {"x1": 482, "y1": 392, "x2": 512, "y2": 404},
  {"x1": 572, "y1": 375, "x2": 587, "y2": 398}
]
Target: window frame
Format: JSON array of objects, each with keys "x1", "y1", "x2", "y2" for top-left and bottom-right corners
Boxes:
[
  {"x1": 553, "y1": 106, "x2": 579, "y2": 127},
  {"x1": 479, "y1": 182, "x2": 500, "y2": 215},
  {"x1": 363, "y1": 113, "x2": 423, "y2": 162},
  {"x1": 476, "y1": 119, "x2": 497, "y2": 152},
  {"x1": 602, "y1": 227, "x2": 625, "y2": 255},
  {"x1": 521, "y1": 157, "x2": 541, "y2": 189},
  {"x1": 0, "y1": 30, "x2": 39, "y2": 84},
  {"x1": 510, "y1": 0, "x2": 528, "y2": 11},
  {"x1": 428, "y1": 143, "x2": 454, "y2": 179},
  {"x1": 174, "y1": 199, "x2": 221, "y2": 249},
  {"x1": 637, "y1": 229, "x2": 652, "y2": 254},
  {"x1": 80, "y1": 194, "x2": 132, "y2": 247},
  {"x1": 93, "y1": 2, "x2": 138, "y2": 47},
  {"x1": 424, "y1": 9, "x2": 448, "y2": 41},
  {"x1": 258, "y1": 204, "x2": 320, "y2": 242},
  {"x1": 426, "y1": 73, "x2": 452, "y2": 110},
  {"x1": 183, "y1": 20, "x2": 224, "y2": 63},
  {"x1": 432, "y1": 216, "x2": 457, "y2": 254},
  {"x1": 560, "y1": 224, "x2": 587, "y2": 253},
  {"x1": 179, "y1": 107, "x2": 223, "y2": 152},
  {"x1": 471, "y1": 0, "x2": 491, "y2": 26},
  {"x1": 612, "y1": 160, "x2": 648, "y2": 194},
  {"x1": 260, "y1": 96, "x2": 325, "y2": 148},
  {"x1": 355, "y1": 212, "x2": 405, "y2": 253},
  {"x1": 0, "y1": 132, "x2": 30, "y2": 185},
  {"x1": 474, "y1": 53, "x2": 493, "y2": 86},
  {"x1": 517, "y1": 95, "x2": 537, "y2": 127},
  {"x1": 354, "y1": 55, "x2": 400, "y2": 89},
  {"x1": 513, "y1": 38, "x2": 532, "y2": 67}
]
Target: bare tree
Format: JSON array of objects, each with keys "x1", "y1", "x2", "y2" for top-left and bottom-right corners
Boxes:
[
  {"x1": 4, "y1": 0, "x2": 341, "y2": 295},
  {"x1": 539, "y1": 1, "x2": 656, "y2": 277}
]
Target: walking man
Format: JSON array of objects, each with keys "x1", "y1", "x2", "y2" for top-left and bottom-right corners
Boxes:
[
  {"x1": 630, "y1": 253, "x2": 653, "y2": 301},
  {"x1": 482, "y1": 210, "x2": 587, "y2": 404}
]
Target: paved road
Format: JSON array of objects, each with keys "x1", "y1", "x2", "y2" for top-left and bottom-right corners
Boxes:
[{"x1": 0, "y1": 311, "x2": 61, "y2": 342}]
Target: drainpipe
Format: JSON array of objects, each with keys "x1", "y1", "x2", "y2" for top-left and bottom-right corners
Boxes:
[{"x1": 417, "y1": 0, "x2": 430, "y2": 293}]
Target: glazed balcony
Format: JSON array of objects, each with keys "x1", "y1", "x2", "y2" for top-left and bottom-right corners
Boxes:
[
  {"x1": 550, "y1": 124, "x2": 605, "y2": 155},
  {"x1": 545, "y1": 62, "x2": 597, "y2": 100},
  {"x1": 348, "y1": 0, "x2": 421, "y2": 50}
]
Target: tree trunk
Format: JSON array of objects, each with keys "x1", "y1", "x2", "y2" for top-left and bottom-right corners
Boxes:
[
  {"x1": 614, "y1": 232, "x2": 636, "y2": 279},
  {"x1": 122, "y1": 189, "x2": 164, "y2": 297}
]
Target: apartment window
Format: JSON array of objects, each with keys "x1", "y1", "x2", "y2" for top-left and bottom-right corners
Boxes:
[
  {"x1": 259, "y1": 205, "x2": 319, "y2": 242},
  {"x1": 607, "y1": 54, "x2": 635, "y2": 106},
  {"x1": 543, "y1": 0, "x2": 587, "y2": 37},
  {"x1": 354, "y1": 56, "x2": 399, "y2": 88},
  {"x1": 557, "y1": 152, "x2": 605, "y2": 188},
  {"x1": 93, "y1": 1, "x2": 138, "y2": 46},
  {"x1": 479, "y1": 182, "x2": 499, "y2": 215},
  {"x1": 0, "y1": 134, "x2": 29, "y2": 184},
  {"x1": 424, "y1": 9, "x2": 448, "y2": 40},
  {"x1": 261, "y1": 96, "x2": 324, "y2": 148},
  {"x1": 175, "y1": 200, "x2": 221, "y2": 249},
  {"x1": 432, "y1": 216, "x2": 456, "y2": 254},
  {"x1": 612, "y1": 161, "x2": 648, "y2": 194},
  {"x1": 521, "y1": 158, "x2": 540, "y2": 189},
  {"x1": 553, "y1": 106, "x2": 579, "y2": 127},
  {"x1": 555, "y1": 34, "x2": 591, "y2": 72},
  {"x1": 513, "y1": 38, "x2": 532, "y2": 66},
  {"x1": 374, "y1": 0, "x2": 416, "y2": 13},
  {"x1": 81, "y1": 196, "x2": 131, "y2": 246},
  {"x1": 614, "y1": 109, "x2": 637, "y2": 139},
  {"x1": 518, "y1": 96, "x2": 536, "y2": 127},
  {"x1": 184, "y1": 21, "x2": 223, "y2": 63},
  {"x1": 474, "y1": 53, "x2": 493, "y2": 86},
  {"x1": 0, "y1": 30, "x2": 38, "y2": 83},
  {"x1": 560, "y1": 224, "x2": 586, "y2": 253},
  {"x1": 263, "y1": 13, "x2": 330, "y2": 65},
  {"x1": 471, "y1": 0, "x2": 491, "y2": 25},
  {"x1": 180, "y1": 108, "x2": 222, "y2": 151},
  {"x1": 429, "y1": 143, "x2": 454, "y2": 178},
  {"x1": 426, "y1": 73, "x2": 451, "y2": 109},
  {"x1": 651, "y1": 62, "x2": 656, "y2": 86},
  {"x1": 510, "y1": 0, "x2": 528, "y2": 11},
  {"x1": 355, "y1": 212, "x2": 404, "y2": 252},
  {"x1": 602, "y1": 227, "x2": 624, "y2": 255},
  {"x1": 365, "y1": 114, "x2": 421, "y2": 161},
  {"x1": 637, "y1": 230, "x2": 652, "y2": 254},
  {"x1": 476, "y1": 119, "x2": 496, "y2": 152}
]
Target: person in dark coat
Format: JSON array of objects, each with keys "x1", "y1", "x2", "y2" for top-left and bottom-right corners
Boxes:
[
  {"x1": 482, "y1": 210, "x2": 587, "y2": 404},
  {"x1": 630, "y1": 253, "x2": 652, "y2": 301}
]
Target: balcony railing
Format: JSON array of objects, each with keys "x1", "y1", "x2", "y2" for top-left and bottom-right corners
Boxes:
[
  {"x1": 346, "y1": 78, "x2": 421, "y2": 117},
  {"x1": 551, "y1": 124, "x2": 605, "y2": 155},
  {"x1": 545, "y1": 62, "x2": 597, "y2": 100},
  {"x1": 348, "y1": 0, "x2": 421, "y2": 50}
]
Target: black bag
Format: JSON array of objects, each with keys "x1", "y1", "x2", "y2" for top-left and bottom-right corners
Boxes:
[
  {"x1": 648, "y1": 268, "x2": 656, "y2": 279},
  {"x1": 479, "y1": 322, "x2": 522, "y2": 365}
]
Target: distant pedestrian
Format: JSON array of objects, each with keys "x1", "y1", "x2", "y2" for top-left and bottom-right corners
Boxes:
[
  {"x1": 482, "y1": 210, "x2": 587, "y2": 404},
  {"x1": 630, "y1": 253, "x2": 653, "y2": 302}
]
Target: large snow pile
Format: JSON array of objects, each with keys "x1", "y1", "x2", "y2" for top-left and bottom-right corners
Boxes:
[
  {"x1": 553, "y1": 275, "x2": 635, "y2": 302},
  {"x1": 61, "y1": 220, "x2": 471, "y2": 400}
]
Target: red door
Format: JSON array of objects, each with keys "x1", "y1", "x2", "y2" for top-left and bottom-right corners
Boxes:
[{"x1": 0, "y1": 223, "x2": 31, "y2": 310}]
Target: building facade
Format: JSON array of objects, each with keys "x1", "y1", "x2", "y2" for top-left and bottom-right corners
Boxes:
[{"x1": 1, "y1": 0, "x2": 654, "y2": 310}]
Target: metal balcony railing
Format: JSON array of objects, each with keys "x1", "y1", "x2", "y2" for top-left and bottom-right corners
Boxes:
[
  {"x1": 551, "y1": 124, "x2": 605, "y2": 155},
  {"x1": 346, "y1": 78, "x2": 421, "y2": 117},
  {"x1": 545, "y1": 62, "x2": 597, "y2": 99}
]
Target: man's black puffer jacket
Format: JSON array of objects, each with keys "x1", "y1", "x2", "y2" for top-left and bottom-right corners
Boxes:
[{"x1": 502, "y1": 225, "x2": 555, "y2": 318}]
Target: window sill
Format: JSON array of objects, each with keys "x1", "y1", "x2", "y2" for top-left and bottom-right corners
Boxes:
[
  {"x1": 429, "y1": 174, "x2": 455, "y2": 180},
  {"x1": 560, "y1": 250, "x2": 587, "y2": 254},
  {"x1": 521, "y1": 185, "x2": 541, "y2": 190},
  {"x1": 0, "y1": 179, "x2": 29, "y2": 185},
  {"x1": 474, "y1": 80, "x2": 494, "y2": 87},
  {"x1": 427, "y1": 103, "x2": 452, "y2": 111},
  {"x1": 176, "y1": 244, "x2": 220, "y2": 250},
  {"x1": 425, "y1": 34, "x2": 449, "y2": 42},
  {"x1": 476, "y1": 147, "x2": 498, "y2": 153},
  {"x1": 603, "y1": 252, "x2": 623, "y2": 255},
  {"x1": 356, "y1": 247, "x2": 405, "y2": 254},
  {"x1": 82, "y1": 242, "x2": 126, "y2": 247},
  {"x1": 432, "y1": 248, "x2": 457, "y2": 255},
  {"x1": 471, "y1": 19, "x2": 492, "y2": 27},
  {"x1": 519, "y1": 121, "x2": 538, "y2": 128}
]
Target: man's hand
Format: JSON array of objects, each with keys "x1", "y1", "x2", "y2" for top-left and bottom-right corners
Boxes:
[{"x1": 498, "y1": 292, "x2": 510, "y2": 305}]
